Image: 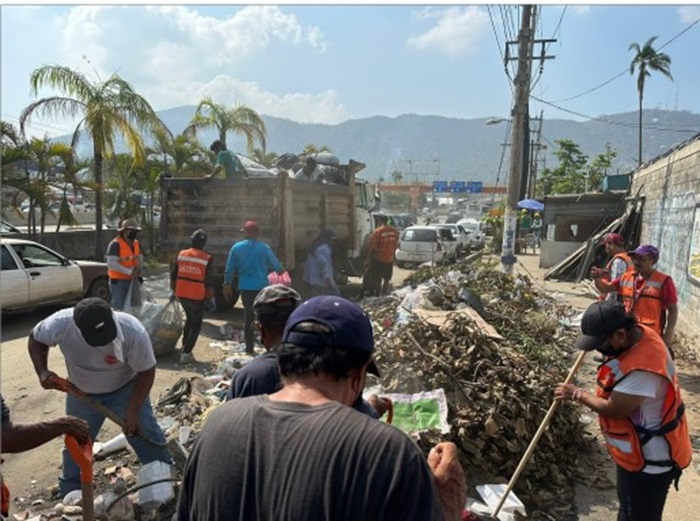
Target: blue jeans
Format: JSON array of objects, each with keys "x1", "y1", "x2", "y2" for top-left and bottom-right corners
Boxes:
[
  {"x1": 60, "y1": 379, "x2": 171, "y2": 496},
  {"x1": 109, "y1": 279, "x2": 131, "y2": 310}
]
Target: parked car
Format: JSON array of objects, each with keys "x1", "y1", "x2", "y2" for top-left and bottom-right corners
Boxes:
[
  {"x1": 1, "y1": 238, "x2": 110, "y2": 312},
  {"x1": 427, "y1": 225, "x2": 460, "y2": 261},
  {"x1": 432, "y1": 223, "x2": 471, "y2": 255},
  {"x1": 395, "y1": 225, "x2": 454, "y2": 268},
  {"x1": 457, "y1": 219, "x2": 485, "y2": 249}
]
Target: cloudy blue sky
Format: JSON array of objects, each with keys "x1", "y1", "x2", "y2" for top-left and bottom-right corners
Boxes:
[{"x1": 2, "y1": 4, "x2": 700, "y2": 138}]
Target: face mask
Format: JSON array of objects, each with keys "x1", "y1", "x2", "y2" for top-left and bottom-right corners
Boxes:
[
  {"x1": 596, "y1": 343, "x2": 617, "y2": 358},
  {"x1": 126, "y1": 230, "x2": 138, "y2": 240}
]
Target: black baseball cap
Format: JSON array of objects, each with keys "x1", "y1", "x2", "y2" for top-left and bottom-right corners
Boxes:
[
  {"x1": 574, "y1": 300, "x2": 628, "y2": 351},
  {"x1": 73, "y1": 298, "x2": 118, "y2": 347},
  {"x1": 282, "y1": 296, "x2": 380, "y2": 376}
]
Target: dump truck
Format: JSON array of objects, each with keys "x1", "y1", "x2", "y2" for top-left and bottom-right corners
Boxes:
[{"x1": 159, "y1": 157, "x2": 379, "y2": 307}]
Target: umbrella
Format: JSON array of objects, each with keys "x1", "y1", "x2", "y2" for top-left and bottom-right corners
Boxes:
[{"x1": 517, "y1": 199, "x2": 544, "y2": 211}]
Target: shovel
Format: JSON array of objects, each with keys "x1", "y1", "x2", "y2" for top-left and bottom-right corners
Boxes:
[
  {"x1": 65, "y1": 435, "x2": 94, "y2": 521},
  {"x1": 488, "y1": 350, "x2": 588, "y2": 518}
]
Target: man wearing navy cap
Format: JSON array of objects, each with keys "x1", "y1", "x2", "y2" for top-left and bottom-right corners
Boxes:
[
  {"x1": 555, "y1": 300, "x2": 691, "y2": 521},
  {"x1": 27, "y1": 298, "x2": 171, "y2": 496},
  {"x1": 592, "y1": 244, "x2": 678, "y2": 349},
  {"x1": 178, "y1": 295, "x2": 466, "y2": 521}
]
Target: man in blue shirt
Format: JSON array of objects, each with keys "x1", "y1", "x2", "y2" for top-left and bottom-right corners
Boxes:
[{"x1": 224, "y1": 220, "x2": 285, "y2": 354}]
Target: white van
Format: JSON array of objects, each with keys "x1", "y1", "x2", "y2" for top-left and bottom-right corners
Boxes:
[{"x1": 395, "y1": 226, "x2": 453, "y2": 268}]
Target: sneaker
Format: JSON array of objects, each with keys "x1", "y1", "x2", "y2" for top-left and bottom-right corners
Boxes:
[{"x1": 179, "y1": 352, "x2": 195, "y2": 365}]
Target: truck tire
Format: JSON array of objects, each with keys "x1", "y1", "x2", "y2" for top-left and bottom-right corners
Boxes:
[
  {"x1": 87, "y1": 277, "x2": 111, "y2": 302},
  {"x1": 215, "y1": 284, "x2": 239, "y2": 311}
]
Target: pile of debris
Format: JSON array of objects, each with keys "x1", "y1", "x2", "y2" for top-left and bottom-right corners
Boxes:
[{"x1": 367, "y1": 262, "x2": 598, "y2": 520}]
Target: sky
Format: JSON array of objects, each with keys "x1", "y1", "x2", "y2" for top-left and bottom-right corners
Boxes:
[{"x1": 2, "y1": 3, "x2": 700, "y2": 139}]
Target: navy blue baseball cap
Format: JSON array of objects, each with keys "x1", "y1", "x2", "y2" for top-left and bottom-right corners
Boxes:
[{"x1": 282, "y1": 296, "x2": 379, "y2": 376}]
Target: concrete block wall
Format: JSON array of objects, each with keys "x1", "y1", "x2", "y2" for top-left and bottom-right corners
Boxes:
[{"x1": 630, "y1": 136, "x2": 700, "y2": 346}]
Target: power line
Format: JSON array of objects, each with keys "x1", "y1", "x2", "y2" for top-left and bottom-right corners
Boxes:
[
  {"x1": 531, "y1": 6, "x2": 567, "y2": 92},
  {"x1": 547, "y1": 14, "x2": 700, "y2": 104},
  {"x1": 530, "y1": 94, "x2": 700, "y2": 133},
  {"x1": 2, "y1": 113, "x2": 75, "y2": 136}
]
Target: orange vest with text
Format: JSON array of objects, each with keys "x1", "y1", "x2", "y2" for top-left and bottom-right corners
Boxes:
[
  {"x1": 618, "y1": 270, "x2": 668, "y2": 335},
  {"x1": 175, "y1": 248, "x2": 211, "y2": 301},
  {"x1": 369, "y1": 225, "x2": 400, "y2": 264},
  {"x1": 595, "y1": 325, "x2": 692, "y2": 472},
  {"x1": 107, "y1": 237, "x2": 141, "y2": 281},
  {"x1": 598, "y1": 252, "x2": 635, "y2": 301}
]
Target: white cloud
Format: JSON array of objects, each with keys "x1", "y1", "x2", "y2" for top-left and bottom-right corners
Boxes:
[
  {"x1": 407, "y1": 6, "x2": 488, "y2": 57},
  {"x1": 42, "y1": 5, "x2": 335, "y2": 121},
  {"x1": 142, "y1": 75, "x2": 347, "y2": 125},
  {"x1": 678, "y1": 6, "x2": 700, "y2": 24}
]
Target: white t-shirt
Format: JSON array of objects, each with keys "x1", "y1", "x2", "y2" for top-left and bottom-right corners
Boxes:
[
  {"x1": 32, "y1": 308, "x2": 156, "y2": 394},
  {"x1": 614, "y1": 370, "x2": 671, "y2": 474}
]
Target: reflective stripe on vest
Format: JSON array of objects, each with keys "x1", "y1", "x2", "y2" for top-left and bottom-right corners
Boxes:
[
  {"x1": 618, "y1": 271, "x2": 667, "y2": 334},
  {"x1": 595, "y1": 325, "x2": 692, "y2": 472},
  {"x1": 107, "y1": 237, "x2": 141, "y2": 280},
  {"x1": 175, "y1": 248, "x2": 211, "y2": 301}
]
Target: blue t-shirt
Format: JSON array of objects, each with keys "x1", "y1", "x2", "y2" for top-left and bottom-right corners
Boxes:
[{"x1": 224, "y1": 239, "x2": 283, "y2": 291}]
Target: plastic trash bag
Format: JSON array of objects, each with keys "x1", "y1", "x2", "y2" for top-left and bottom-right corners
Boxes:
[
  {"x1": 123, "y1": 278, "x2": 156, "y2": 318},
  {"x1": 141, "y1": 300, "x2": 184, "y2": 357},
  {"x1": 268, "y1": 271, "x2": 292, "y2": 286}
]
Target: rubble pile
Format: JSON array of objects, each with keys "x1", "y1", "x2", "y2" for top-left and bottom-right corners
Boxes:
[{"x1": 368, "y1": 262, "x2": 596, "y2": 519}]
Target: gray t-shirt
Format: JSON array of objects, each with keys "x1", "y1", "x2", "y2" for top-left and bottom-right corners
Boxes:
[
  {"x1": 176, "y1": 396, "x2": 445, "y2": 521},
  {"x1": 31, "y1": 308, "x2": 156, "y2": 394}
]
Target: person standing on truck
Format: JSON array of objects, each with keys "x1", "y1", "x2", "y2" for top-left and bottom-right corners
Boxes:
[
  {"x1": 170, "y1": 229, "x2": 216, "y2": 365},
  {"x1": 223, "y1": 220, "x2": 286, "y2": 355},
  {"x1": 205, "y1": 140, "x2": 247, "y2": 180},
  {"x1": 294, "y1": 156, "x2": 323, "y2": 182},
  {"x1": 303, "y1": 229, "x2": 340, "y2": 297},
  {"x1": 106, "y1": 218, "x2": 143, "y2": 311},
  {"x1": 363, "y1": 215, "x2": 399, "y2": 297}
]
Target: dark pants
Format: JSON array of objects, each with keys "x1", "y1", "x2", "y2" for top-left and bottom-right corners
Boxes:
[
  {"x1": 179, "y1": 298, "x2": 204, "y2": 354},
  {"x1": 241, "y1": 290, "x2": 260, "y2": 355},
  {"x1": 616, "y1": 465, "x2": 680, "y2": 521},
  {"x1": 363, "y1": 258, "x2": 393, "y2": 296}
]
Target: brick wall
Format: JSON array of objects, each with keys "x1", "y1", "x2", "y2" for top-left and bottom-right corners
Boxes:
[{"x1": 630, "y1": 136, "x2": 700, "y2": 350}]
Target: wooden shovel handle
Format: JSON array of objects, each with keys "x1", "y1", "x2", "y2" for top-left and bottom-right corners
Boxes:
[{"x1": 491, "y1": 350, "x2": 587, "y2": 517}]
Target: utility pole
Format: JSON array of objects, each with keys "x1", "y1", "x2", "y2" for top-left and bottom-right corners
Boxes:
[
  {"x1": 528, "y1": 110, "x2": 544, "y2": 198},
  {"x1": 501, "y1": 5, "x2": 555, "y2": 274},
  {"x1": 501, "y1": 5, "x2": 535, "y2": 275}
]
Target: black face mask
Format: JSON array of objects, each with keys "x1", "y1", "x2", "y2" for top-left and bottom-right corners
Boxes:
[
  {"x1": 596, "y1": 339, "x2": 618, "y2": 358},
  {"x1": 126, "y1": 230, "x2": 138, "y2": 241}
]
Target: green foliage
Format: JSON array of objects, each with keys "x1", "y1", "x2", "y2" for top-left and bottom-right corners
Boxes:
[
  {"x1": 390, "y1": 169, "x2": 403, "y2": 184},
  {"x1": 302, "y1": 144, "x2": 331, "y2": 155},
  {"x1": 536, "y1": 140, "x2": 618, "y2": 195},
  {"x1": 185, "y1": 96, "x2": 267, "y2": 154}
]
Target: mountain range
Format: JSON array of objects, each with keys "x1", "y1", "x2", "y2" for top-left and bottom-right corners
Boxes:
[{"x1": 66, "y1": 107, "x2": 700, "y2": 184}]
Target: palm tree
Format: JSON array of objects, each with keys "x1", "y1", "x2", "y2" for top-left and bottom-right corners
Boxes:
[
  {"x1": 250, "y1": 147, "x2": 278, "y2": 168},
  {"x1": 146, "y1": 131, "x2": 209, "y2": 178},
  {"x1": 20, "y1": 65, "x2": 168, "y2": 258},
  {"x1": 184, "y1": 96, "x2": 266, "y2": 154},
  {"x1": 629, "y1": 37, "x2": 672, "y2": 166}
]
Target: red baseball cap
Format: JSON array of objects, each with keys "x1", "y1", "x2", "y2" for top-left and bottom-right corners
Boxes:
[
  {"x1": 603, "y1": 233, "x2": 625, "y2": 246},
  {"x1": 241, "y1": 220, "x2": 260, "y2": 233}
]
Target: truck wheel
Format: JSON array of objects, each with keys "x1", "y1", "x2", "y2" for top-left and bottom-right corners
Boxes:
[
  {"x1": 215, "y1": 284, "x2": 239, "y2": 311},
  {"x1": 87, "y1": 277, "x2": 111, "y2": 302}
]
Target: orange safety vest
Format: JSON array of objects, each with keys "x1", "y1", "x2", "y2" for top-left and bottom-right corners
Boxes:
[
  {"x1": 618, "y1": 270, "x2": 668, "y2": 335},
  {"x1": 370, "y1": 225, "x2": 399, "y2": 264},
  {"x1": 599, "y1": 252, "x2": 635, "y2": 301},
  {"x1": 107, "y1": 237, "x2": 141, "y2": 281},
  {"x1": 595, "y1": 325, "x2": 692, "y2": 472},
  {"x1": 174, "y1": 248, "x2": 211, "y2": 301}
]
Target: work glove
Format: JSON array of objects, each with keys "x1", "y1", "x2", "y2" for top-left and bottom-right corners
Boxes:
[{"x1": 204, "y1": 298, "x2": 217, "y2": 312}]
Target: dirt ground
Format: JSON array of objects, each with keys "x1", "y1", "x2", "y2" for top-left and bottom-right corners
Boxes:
[{"x1": 1, "y1": 252, "x2": 699, "y2": 519}]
